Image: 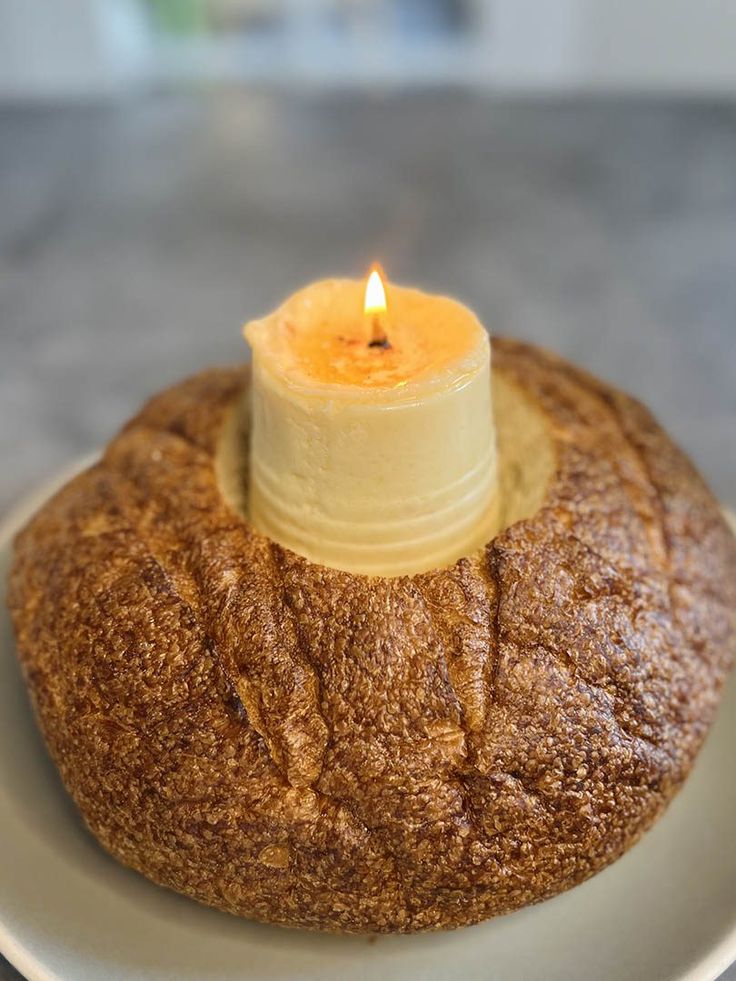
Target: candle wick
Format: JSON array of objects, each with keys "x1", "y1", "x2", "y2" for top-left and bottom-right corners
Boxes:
[{"x1": 369, "y1": 314, "x2": 391, "y2": 349}]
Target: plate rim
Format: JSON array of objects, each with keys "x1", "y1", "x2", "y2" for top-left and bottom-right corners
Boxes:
[{"x1": 1, "y1": 457, "x2": 735, "y2": 981}]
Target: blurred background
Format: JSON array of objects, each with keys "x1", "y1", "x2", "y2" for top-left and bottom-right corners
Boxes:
[{"x1": 1, "y1": 0, "x2": 735, "y2": 521}]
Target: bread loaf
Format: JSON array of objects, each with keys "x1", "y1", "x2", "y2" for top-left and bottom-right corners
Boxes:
[{"x1": 8, "y1": 338, "x2": 736, "y2": 932}]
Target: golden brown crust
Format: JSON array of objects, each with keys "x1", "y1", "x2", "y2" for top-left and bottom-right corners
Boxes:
[{"x1": 7, "y1": 338, "x2": 736, "y2": 933}]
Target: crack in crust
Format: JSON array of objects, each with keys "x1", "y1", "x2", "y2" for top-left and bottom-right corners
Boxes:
[
  {"x1": 7, "y1": 338, "x2": 736, "y2": 934},
  {"x1": 267, "y1": 543, "x2": 329, "y2": 788}
]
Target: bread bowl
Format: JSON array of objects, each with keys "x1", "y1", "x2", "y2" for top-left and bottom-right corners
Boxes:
[{"x1": 7, "y1": 336, "x2": 736, "y2": 933}]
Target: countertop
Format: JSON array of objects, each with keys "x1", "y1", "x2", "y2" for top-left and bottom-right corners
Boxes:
[{"x1": 0, "y1": 91, "x2": 734, "y2": 980}]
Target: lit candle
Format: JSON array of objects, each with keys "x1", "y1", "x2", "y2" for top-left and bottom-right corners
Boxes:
[{"x1": 244, "y1": 270, "x2": 497, "y2": 576}]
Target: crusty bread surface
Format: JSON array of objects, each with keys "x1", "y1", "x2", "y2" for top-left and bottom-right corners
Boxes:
[{"x1": 8, "y1": 338, "x2": 736, "y2": 932}]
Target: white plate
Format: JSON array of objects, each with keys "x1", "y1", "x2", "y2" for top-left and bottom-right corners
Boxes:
[{"x1": 1, "y1": 461, "x2": 735, "y2": 981}]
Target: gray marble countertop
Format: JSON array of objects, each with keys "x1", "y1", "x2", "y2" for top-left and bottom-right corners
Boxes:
[{"x1": 0, "y1": 92, "x2": 734, "y2": 980}]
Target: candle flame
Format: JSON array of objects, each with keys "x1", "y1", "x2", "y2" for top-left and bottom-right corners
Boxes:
[{"x1": 364, "y1": 266, "x2": 387, "y2": 315}]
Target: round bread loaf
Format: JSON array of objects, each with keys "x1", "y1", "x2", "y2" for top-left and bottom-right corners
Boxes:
[{"x1": 8, "y1": 338, "x2": 736, "y2": 933}]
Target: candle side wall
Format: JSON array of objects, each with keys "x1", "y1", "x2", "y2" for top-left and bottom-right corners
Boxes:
[{"x1": 248, "y1": 355, "x2": 498, "y2": 577}]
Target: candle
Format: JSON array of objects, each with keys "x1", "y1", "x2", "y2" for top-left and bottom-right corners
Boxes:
[{"x1": 244, "y1": 271, "x2": 497, "y2": 576}]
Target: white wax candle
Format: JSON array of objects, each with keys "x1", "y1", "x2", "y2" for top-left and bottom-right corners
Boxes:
[{"x1": 244, "y1": 275, "x2": 497, "y2": 576}]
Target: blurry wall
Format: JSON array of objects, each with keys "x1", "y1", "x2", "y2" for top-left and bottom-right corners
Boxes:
[
  {"x1": 2, "y1": 0, "x2": 736, "y2": 99},
  {"x1": 0, "y1": 0, "x2": 151, "y2": 99},
  {"x1": 578, "y1": 0, "x2": 736, "y2": 93}
]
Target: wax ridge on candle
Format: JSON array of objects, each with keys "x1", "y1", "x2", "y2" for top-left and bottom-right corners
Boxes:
[{"x1": 245, "y1": 278, "x2": 487, "y2": 393}]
